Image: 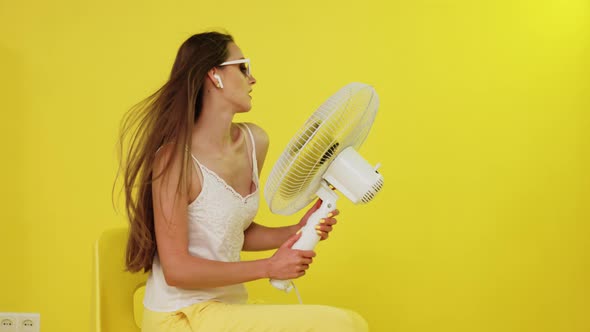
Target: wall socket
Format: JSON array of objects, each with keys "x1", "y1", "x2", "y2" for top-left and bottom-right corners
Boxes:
[{"x1": 0, "y1": 313, "x2": 40, "y2": 332}]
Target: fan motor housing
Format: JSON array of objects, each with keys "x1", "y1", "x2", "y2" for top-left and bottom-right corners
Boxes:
[{"x1": 323, "y1": 147, "x2": 384, "y2": 204}]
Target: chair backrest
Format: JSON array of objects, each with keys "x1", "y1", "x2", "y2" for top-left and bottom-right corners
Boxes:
[{"x1": 95, "y1": 228, "x2": 148, "y2": 332}]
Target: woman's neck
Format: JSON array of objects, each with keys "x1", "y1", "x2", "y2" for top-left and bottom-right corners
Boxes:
[{"x1": 192, "y1": 107, "x2": 240, "y2": 154}]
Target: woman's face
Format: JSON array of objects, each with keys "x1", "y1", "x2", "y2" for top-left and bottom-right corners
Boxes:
[{"x1": 218, "y1": 42, "x2": 257, "y2": 112}]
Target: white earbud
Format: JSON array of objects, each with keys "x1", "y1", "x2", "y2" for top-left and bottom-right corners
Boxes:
[{"x1": 213, "y1": 74, "x2": 224, "y2": 89}]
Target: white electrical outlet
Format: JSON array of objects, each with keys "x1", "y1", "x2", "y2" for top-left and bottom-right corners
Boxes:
[
  {"x1": 0, "y1": 314, "x2": 17, "y2": 332},
  {"x1": 0, "y1": 314, "x2": 39, "y2": 332}
]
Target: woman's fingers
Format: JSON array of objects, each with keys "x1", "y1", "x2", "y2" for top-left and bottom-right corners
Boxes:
[
  {"x1": 319, "y1": 217, "x2": 337, "y2": 226},
  {"x1": 327, "y1": 209, "x2": 340, "y2": 218},
  {"x1": 300, "y1": 257, "x2": 313, "y2": 265},
  {"x1": 315, "y1": 217, "x2": 336, "y2": 237}
]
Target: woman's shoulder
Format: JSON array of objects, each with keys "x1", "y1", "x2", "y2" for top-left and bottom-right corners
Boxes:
[
  {"x1": 238, "y1": 122, "x2": 269, "y2": 171},
  {"x1": 239, "y1": 122, "x2": 269, "y2": 148},
  {"x1": 153, "y1": 142, "x2": 184, "y2": 176}
]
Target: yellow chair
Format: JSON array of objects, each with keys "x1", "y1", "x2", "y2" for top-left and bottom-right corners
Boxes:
[{"x1": 95, "y1": 228, "x2": 148, "y2": 332}]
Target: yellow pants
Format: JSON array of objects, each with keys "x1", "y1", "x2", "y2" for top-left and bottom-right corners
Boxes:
[{"x1": 142, "y1": 301, "x2": 369, "y2": 332}]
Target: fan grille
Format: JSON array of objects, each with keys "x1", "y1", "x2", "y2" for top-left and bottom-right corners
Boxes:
[{"x1": 265, "y1": 82, "x2": 380, "y2": 215}]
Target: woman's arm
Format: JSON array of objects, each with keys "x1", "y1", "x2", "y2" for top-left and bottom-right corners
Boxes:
[
  {"x1": 243, "y1": 199, "x2": 339, "y2": 251},
  {"x1": 242, "y1": 223, "x2": 299, "y2": 251},
  {"x1": 152, "y1": 144, "x2": 314, "y2": 289}
]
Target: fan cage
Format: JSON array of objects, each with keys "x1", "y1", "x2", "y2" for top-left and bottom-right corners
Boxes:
[{"x1": 265, "y1": 82, "x2": 380, "y2": 215}]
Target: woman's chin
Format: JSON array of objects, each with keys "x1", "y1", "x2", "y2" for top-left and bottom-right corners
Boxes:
[{"x1": 239, "y1": 104, "x2": 252, "y2": 113}]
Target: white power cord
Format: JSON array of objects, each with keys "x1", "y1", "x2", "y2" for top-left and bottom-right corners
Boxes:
[{"x1": 291, "y1": 281, "x2": 303, "y2": 304}]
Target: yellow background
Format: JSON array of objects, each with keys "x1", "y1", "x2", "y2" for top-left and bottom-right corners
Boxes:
[{"x1": 1, "y1": 0, "x2": 589, "y2": 331}]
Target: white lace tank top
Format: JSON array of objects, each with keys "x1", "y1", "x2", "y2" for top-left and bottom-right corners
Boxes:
[{"x1": 143, "y1": 123, "x2": 260, "y2": 312}]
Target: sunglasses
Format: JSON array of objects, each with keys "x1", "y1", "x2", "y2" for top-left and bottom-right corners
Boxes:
[{"x1": 219, "y1": 58, "x2": 251, "y2": 77}]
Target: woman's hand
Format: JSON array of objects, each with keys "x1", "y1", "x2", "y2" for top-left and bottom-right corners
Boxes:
[
  {"x1": 266, "y1": 232, "x2": 316, "y2": 280},
  {"x1": 297, "y1": 199, "x2": 339, "y2": 241}
]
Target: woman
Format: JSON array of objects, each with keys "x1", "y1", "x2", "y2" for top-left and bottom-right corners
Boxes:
[{"x1": 118, "y1": 31, "x2": 368, "y2": 331}]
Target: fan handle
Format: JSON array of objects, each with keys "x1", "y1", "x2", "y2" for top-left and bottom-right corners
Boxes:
[{"x1": 270, "y1": 181, "x2": 339, "y2": 292}]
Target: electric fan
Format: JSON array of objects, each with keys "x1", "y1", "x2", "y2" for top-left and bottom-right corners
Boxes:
[{"x1": 264, "y1": 82, "x2": 384, "y2": 291}]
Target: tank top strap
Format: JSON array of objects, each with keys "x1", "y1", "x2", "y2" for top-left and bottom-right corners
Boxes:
[
  {"x1": 238, "y1": 123, "x2": 258, "y2": 177},
  {"x1": 186, "y1": 147, "x2": 205, "y2": 186}
]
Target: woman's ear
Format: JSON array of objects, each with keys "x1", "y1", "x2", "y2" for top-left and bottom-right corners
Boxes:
[{"x1": 207, "y1": 69, "x2": 223, "y2": 89}]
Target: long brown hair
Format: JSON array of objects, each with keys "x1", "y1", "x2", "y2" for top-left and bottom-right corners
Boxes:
[{"x1": 116, "y1": 32, "x2": 234, "y2": 273}]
